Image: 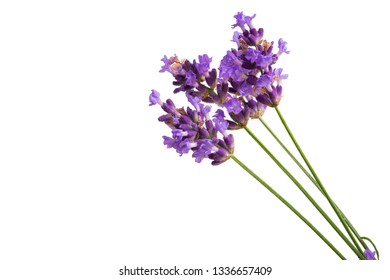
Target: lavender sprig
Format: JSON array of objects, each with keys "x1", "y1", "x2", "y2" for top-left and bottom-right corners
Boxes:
[
  {"x1": 149, "y1": 11, "x2": 378, "y2": 260},
  {"x1": 149, "y1": 90, "x2": 233, "y2": 165}
]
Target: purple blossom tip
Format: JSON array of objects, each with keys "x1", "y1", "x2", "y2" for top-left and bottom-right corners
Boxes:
[
  {"x1": 162, "y1": 136, "x2": 176, "y2": 149},
  {"x1": 219, "y1": 51, "x2": 247, "y2": 82},
  {"x1": 232, "y1": 12, "x2": 256, "y2": 31},
  {"x1": 232, "y1": 31, "x2": 242, "y2": 46},
  {"x1": 213, "y1": 109, "x2": 229, "y2": 135},
  {"x1": 159, "y1": 55, "x2": 170, "y2": 73},
  {"x1": 364, "y1": 249, "x2": 376, "y2": 260},
  {"x1": 149, "y1": 90, "x2": 163, "y2": 106},
  {"x1": 192, "y1": 139, "x2": 218, "y2": 163},
  {"x1": 245, "y1": 48, "x2": 259, "y2": 63},
  {"x1": 272, "y1": 68, "x2": 288, "y2": 86},
  {"x1": 224, "y1": 97, "x2": 243, "y2": 114},
  {"x1": 186, "y1": 94, "x2": 201, "y2": 109},
  {"x1": 257, "y1": 74, "x2": 273, "y2": 92},
  {"x1": 278, "y1": 38, "x2": 290, "y2": 56},
  {"x1": 195, "y1": 54, "x2": 212, "y2": 77},
  {"x1": 160, "y1": 54, "x2": 186, "y2": 76},
  {"x1": 185, "y1": 71, "x2": 198, "y2": 87}
]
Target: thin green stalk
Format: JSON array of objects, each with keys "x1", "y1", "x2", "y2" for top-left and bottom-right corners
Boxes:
[
  {"x1": 259, "y1": 117, "x2": 369, "y2": 252},
  {"x1": 259, "y1": 117, "x2": 316, "y2": 185},
  {"x1": 274, "y1": 107, "x2": 365, "y2": 258},
  {"x1": 231, "y1": 155, "x2": 346, "y2": 260},
  {"x1": 243, "y1": 125, "x2": 365, "y2": 259}
]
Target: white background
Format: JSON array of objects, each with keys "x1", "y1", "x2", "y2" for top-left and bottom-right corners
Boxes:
[{"x1": 1, "y1": 0, "x2": 389, "y2": 279}]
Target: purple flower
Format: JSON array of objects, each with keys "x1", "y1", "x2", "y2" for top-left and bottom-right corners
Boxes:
[
  {"x1": 219, "y1": 50, "x2": 247, "y2": 81},
  {"x1": 186, "y1": 94, "x2": 200, "y2": 107},
  {"x1": 232, "y1": 31, "x2": 242, "y2": 47},
  {"x1": 160, "y1": 55, "x2": 186, "y2": 76},
  {"x1": 256, "y1": 93, "x2": 273, "y2": 108},
  {"x1": 277, "y1": 38, "x2": 290, "y2": 56},
  {"x1": 221, "y1": 13, "x2": 289, "y2": 108},
  {"x1": 232, "y1": 12, "x2": 256, "y2": 31},
  {"x1": 186, "y1": 94, "x2": 211, "y2": 120},
  {"x1": 192, "y1": 139, "x2": 218, "y2": 163},
  {"x1": 195, "y1": 54, "x2": 212, "y2": 77},
  {"x1": 161, "y1": 98, "x2": 180, "y2": 117},
  {"x1": 172, "y1": 129, "x2": 189, "y2": 140},
  {"x1": 149, "y1": 90, "x2": 163, "y2": 106},
  {"x1": 257, "y1": 74, "x2": 273, "y2": 92},
  {"x1": 224, "y1": 97, "x2": 243, "y2": 114},
  {"x1": 160, "y1": 55, "x2": 173, "y2": 73},
  {"x1": 162, "y1": 136, "x2": 177, "y2": 149},
  {"x1": 238, "y1": 82, "x2": 254, "y2": 96},
  {"x1": 151, "y1": 12, "x2": 293, "y2": 164},
  {"x1": 247, "y1": 28, "x2": 264, "y2": 46},
  {"x1": 208, "y1": 144, "x2": 231, "y2": 166},
  {"x1": 163, "y1": 136, "x2": 195, "y2": 156},
  {"x1": 269, "y1": 85, "x2": 283, "y2": 107},
  {"x1": 185, "y1": 71, "x2": 198, "y2": 87},
  {"x1": 272, "y1": 68, "x2": 288, "y2": 86},
  {"x1": 247, "y1": 99, "x2": 267, "y2": 118},
  {"x1": 245, "y1": 48, "x2": 260, "y2": 63},
  {"x1": 255, "y1": 53, "x2": 273, "y2": 69},
  {"x1": 213, "y1": 109, "x2": 229, "y2": 135},
  {"x1": 364, "y1": 249, "x2": 376, "y2": 260}
]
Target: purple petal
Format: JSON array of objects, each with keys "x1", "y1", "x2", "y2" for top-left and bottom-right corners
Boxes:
[
  {"x1": 195, "y1": 54, "x2": 212, "y2": 76},
  {"x1": 272, "y1": 68, "x2": 288, "y2": 85},
  {"x1": 232, "y1": 12, "x2": 256, "y2": 31},
  {"x1": 185, "y1": 71, "x2": 197, "y2": 87},
  {"x1": 224, "y1": 97, "x2": 243, "y2": 114},
  {"x1": 245, "y1": 48, "x2": 260, "y2": 63},
  {"x1": 149, "y1": 89, "x2": 162, "y2": 106},
  {"x1": 192, "y1": 139, "x2": 217, "y2": 163},
  {"x1": 213, "y1": 109, "x2": 229, "y2": 134},
  {"x1": 278, "y1": 38, "x2": 290, "y2": 56},
  {"x1": 163, "y1": 136, "x2": 177, "y2": 149},
  {"x1": 255, "y1": 54, "x2": 273, "y2": 69},
  {"x1": 364, "y1": 249, "x2": 376, "y2": 260},
  {"x1": 238, "y1": 82, "x2": 254, "y2": 96},
  {"x1": 219, "y1": 51, "x2": 246, "y2": 81},
  {"x1": 257, "y1": 74, "x2": 273, "y2": 92},
  {"x1": 159, "y1": 55, "x2": 171, "y2": 73}
]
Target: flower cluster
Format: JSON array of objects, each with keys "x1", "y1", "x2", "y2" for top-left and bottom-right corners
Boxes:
[
  {"x1": 149, "y1": 11, "x2": 379, "y2": 262},
  {"x1": 220, "y1": 12, "x2": 289, "y2": 109},
  {"x1": 149, "y1": 90, "x2": 234, "y2": 165},
  {"x1": 150, "y1": 11, "x2": 289, "y2": 164}
]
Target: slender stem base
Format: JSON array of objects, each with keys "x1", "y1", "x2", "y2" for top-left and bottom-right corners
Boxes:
[
  {"x1": 231, "y1": 155, "x2": 346, "y2": 260},
  {"x1": 274, "y1": 107, "x2": 365, "y2": 258},
  {"x1": 259, "y1": 117, "x2": 370, "y2": 251},
  {"x1": 243, "y1": 125, "x2": 364, "y2": 259}
]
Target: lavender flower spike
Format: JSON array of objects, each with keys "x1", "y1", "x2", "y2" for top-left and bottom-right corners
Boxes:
[{"x1": 150, "y1": 89, "x2": 234, "y2": 165}]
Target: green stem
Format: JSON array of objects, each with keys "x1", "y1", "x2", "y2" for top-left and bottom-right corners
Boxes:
[
  {"x1": 231, "y1": 155, "x2": 346, "y2": 260},
  {"x1": 259, "y1": 117, "x2": 369, "y2": 252},
  {"x1": 243, "y1": 125, "x2": 365, "y2": 259},
  {"x1": 274, "y1": 106, "x2": 365, "y2": 259}
]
